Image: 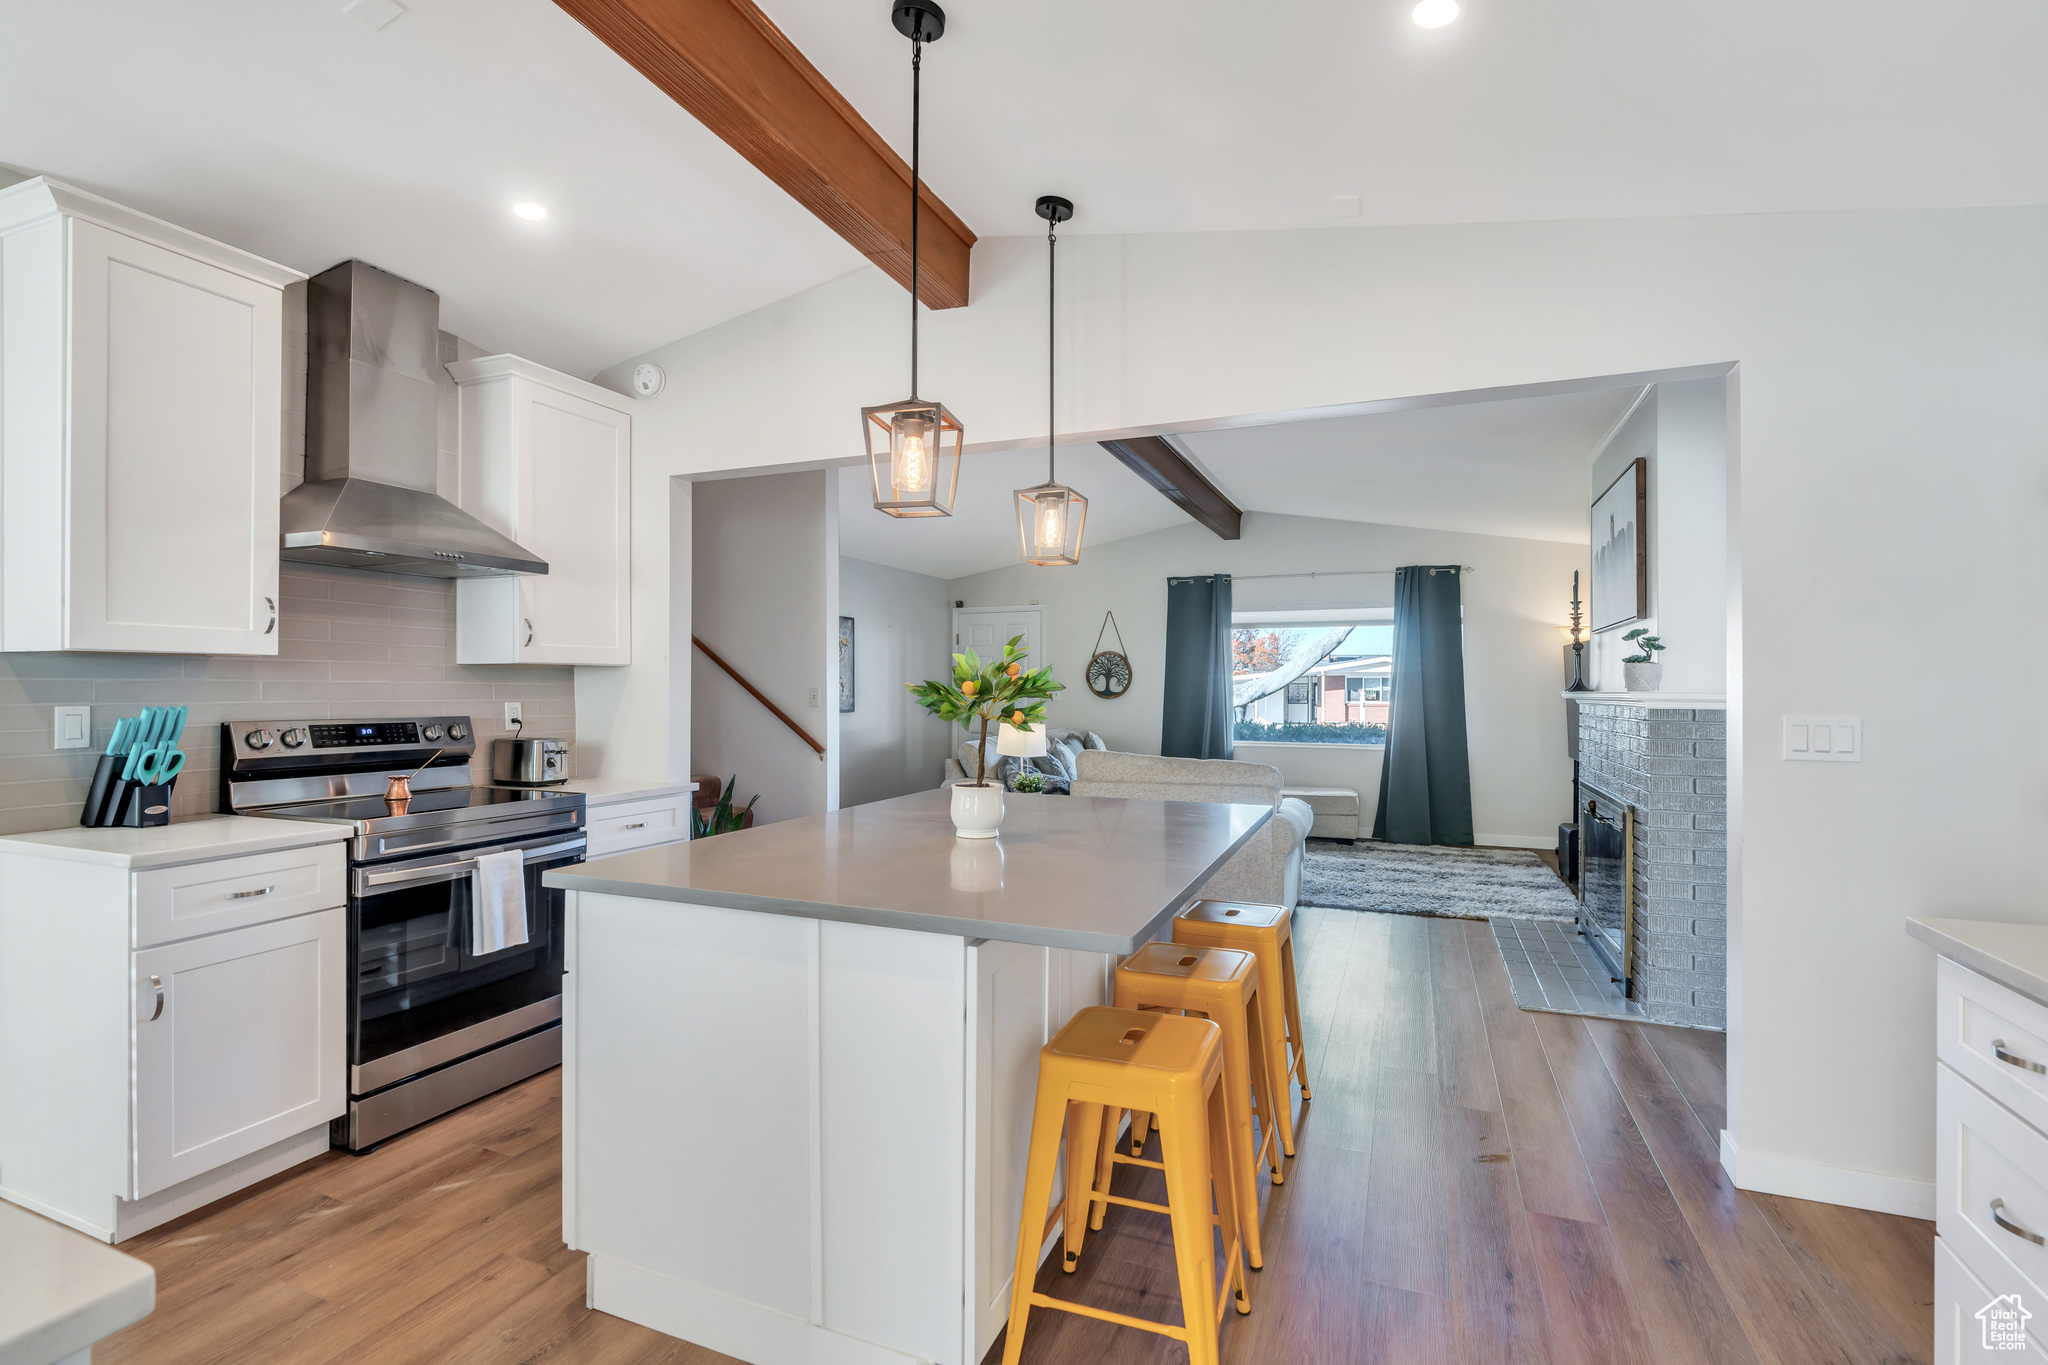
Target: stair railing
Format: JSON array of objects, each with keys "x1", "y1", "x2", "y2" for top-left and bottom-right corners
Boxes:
[{"x1": 691, "y1": 636, "x2": 826, "y2": 761}]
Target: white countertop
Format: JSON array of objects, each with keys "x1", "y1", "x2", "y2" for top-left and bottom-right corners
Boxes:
[
  {"x1": 0, "y1": 1202, "x2": 153, "y2": 1365},
  {"x1": 518, "y1": 778, "x2": 697, "y2": 805},
  {"x1": 1908, "y1": 916, "x2": 2048, "y2": 1007},
  {"x1": 0, "y1": 814, "x2": 349, "y2": 869}
]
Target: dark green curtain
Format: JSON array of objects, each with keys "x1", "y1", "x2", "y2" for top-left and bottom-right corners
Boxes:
[
  {"x1": 1161, "y1": 574, "x2": 1233, "y2": 759},
  {"x1": 1373, "y1": 566, "x2": 1473, "y2": 845}
]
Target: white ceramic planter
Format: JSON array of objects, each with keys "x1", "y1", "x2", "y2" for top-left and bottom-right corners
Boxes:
[
  {"x1": 1623, "y1": 661, "x2": 1664, "y2": 692},
  {"x1": 950, "y1": 782, "x2": 1005, "y2": 839}
]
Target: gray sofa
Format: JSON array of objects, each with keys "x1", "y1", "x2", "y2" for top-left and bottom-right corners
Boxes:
[{"x1": 1070, "y1": 751, "x2": 1312, "y2": 911}]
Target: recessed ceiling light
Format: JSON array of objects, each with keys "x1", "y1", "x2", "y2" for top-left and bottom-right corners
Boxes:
[
  {"x1": 512, "y1": 202, "x2": 548, "y2": 221},
  {"x1": 1412, "y1": 0, "x2": 1459, "y2": 28}
]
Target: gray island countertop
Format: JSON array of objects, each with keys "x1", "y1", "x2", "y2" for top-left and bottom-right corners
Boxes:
[{"x1": 545, "y1": 787, "x2": 1272, "y2": 954}]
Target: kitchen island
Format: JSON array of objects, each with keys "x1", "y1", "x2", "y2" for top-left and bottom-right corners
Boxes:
[{"x1": 545, "y1": 788, "x2": 1272, "y2": 1365}]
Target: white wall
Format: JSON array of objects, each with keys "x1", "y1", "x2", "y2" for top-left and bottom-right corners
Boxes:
[
  {"x1": 1588, "y1": 381, "x2": 1729, "y2": 694},
  {"x1": 947, "y1": 512, "x2": 1584, "y2": 849},
  {"x1": 691, "y1": 471, "x2": 837, "y2": 824},
  {"x1": 594, "y1": 205, "x2": 2048, "y2": 1216},
  {"x1": 837, "y1": 556, "x2": 955, "y2": 806}
]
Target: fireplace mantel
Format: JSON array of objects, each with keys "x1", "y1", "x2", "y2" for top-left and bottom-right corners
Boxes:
[{"x1": 1561, "y1": 690, "x2": 1727, "y2": 707}]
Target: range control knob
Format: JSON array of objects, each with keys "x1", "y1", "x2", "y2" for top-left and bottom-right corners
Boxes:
[
  {"x1": 448, "y1": 722, "x2": 469, "y2": 741},
  {"x1": 422, "y1": 724, "x2": 443, "y2": 741},
  {"x1": 245, "y1": 729, "x2": 273, "y2": 750},
  {"x1": 279, "y1": 727, "x2": 307, "y2": 748}
]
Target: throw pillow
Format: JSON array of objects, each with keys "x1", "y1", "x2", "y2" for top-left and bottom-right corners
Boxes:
[
  {"x1": 1085, "y1": 731, "x2": 1109, "y2": 751},
  {"x1": 1048, "y1": 737, "x2": 1081, "y2": 781}
]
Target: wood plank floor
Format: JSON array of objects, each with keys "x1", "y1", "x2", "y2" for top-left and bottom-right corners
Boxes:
[{"x1": 95, "y1": 907, "x2": 1932, "y2": 1365}]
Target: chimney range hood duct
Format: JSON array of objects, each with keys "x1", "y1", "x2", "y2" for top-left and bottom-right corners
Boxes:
[{"x1": 280, "y1": 260, "x2": 546, "y2": 578}]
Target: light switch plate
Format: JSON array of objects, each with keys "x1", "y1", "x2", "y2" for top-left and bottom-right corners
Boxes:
[
  {"x1": 53, "y1": 705, "x2": 91, "y2": 750},
  {"x1": 808, "y1": 687, "x2": 821, "y2": 708},
  {"x1": 1784, "y1": 715, "x2": 1861, "y2": 762}
]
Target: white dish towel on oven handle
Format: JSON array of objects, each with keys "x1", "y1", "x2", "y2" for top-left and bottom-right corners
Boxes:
[{"x1": 472, "y1": 848, "x2": 530, "y2": 955}]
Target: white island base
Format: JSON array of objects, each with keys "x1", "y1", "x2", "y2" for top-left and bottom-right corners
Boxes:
[{"x1": 564, "y1": 892, "x2": 1109, "y2": 1365}]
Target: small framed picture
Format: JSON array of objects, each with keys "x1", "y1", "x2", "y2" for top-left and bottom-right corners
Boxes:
[
  {"x1": 1591, "y1": 458, "x2": 1647, "y2": 631},
  {"x1": 838, "y1": 616, "x2": 856, "y2": 713}
]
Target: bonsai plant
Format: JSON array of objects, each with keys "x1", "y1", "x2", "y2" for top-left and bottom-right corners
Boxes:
[
  {"x1": 908, "y1": 635, "x2": 1062, "y2": 837},
  {"x1": 691, "y1": 775, "x2": 760, "y2": 838},
  {"x1": 1621, "y1": 628, "x2": 1665, "y2": 692}
]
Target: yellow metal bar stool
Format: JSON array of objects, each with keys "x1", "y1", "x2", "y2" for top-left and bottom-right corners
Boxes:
[
  {"x1": 1172, "y1": 900, "x2": 1311, "y2": 1157},
  {"x1": 1001, "y1": 1006, "x2": 1251, "y2": 1365},
  {"x1": 1110, "y1": 943, "x2": 1282, "y2": 1271}
]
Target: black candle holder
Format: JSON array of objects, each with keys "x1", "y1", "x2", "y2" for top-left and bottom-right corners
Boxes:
[{"x1": 1565, "y1": 573, "x2": 1591, "y2": 693}]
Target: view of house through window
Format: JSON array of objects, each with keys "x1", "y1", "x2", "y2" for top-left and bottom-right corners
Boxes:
[{"x1": 1232, "y1": 620, "x2": 1392, "y2": 744}]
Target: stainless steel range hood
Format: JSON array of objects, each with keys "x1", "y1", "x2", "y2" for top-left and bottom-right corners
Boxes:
[{"x1": 280, "y1": 261, "x2": 546, "y2": 578}]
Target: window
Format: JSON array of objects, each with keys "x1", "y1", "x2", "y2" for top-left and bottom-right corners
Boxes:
[{"x1": 1230, "y1": 621, "x2": 1390, "y2": 746}]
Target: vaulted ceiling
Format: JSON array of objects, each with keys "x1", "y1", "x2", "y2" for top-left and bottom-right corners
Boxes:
[{"x1": 4, "y1": 0, "x2": 2042, "y2": 379}]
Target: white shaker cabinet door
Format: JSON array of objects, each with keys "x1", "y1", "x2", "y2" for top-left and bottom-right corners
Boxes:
[
  {"x1": 453, "y1": 357, "x2": 632, "y2": 666},
  {"x1": 6, "y1": 218, "x2": 285, "y2": 653},
  {"x1": 131, "y1": 908, "x2": 345, "y2": 1198}
]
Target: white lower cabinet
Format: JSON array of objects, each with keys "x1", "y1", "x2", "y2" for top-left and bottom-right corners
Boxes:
[
  {"x1": 584, "y1": 793, "x2": 691, "y2": 858},
  {"x1": 133, "y1": 909, "x2": 345, "y2": 1198},
  {"x1": 1932, "y1": 952, "x2": 2048, "y2": 1360},
  {"x1": 0, "y1": 830, "x2": 348, "y2": 1241}
]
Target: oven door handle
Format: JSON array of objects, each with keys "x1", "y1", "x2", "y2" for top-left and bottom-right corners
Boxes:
[{"x1": 354, "y1": 835, "x2": 587, "y2": 896}]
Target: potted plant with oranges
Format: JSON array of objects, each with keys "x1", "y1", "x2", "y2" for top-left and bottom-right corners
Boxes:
[{"x1": 908, "y1": 635, "x2": 1062, "y2": 838}]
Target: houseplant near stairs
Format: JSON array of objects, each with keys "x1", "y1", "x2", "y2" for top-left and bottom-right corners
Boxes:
[{"x1": 909, "y1": 635, "x2": 1062, "y2": 838}]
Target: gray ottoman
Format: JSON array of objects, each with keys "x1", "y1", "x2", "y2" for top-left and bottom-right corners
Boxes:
[{"x1": 1281, "y1": 786, "x2": 1361, "y2": 842}]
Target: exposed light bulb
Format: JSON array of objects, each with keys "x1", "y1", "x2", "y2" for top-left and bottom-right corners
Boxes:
[
  {"x1": 512, "y1": 202, "x2": 548, "y2": 221},
  {"x1": 1035, "y1": 494, "x2": 1066, "y2": 551},
  {"x1": 892, "y1": 421, "x2": 931, "y2": 495},
  {"x1": 1411, "y1": 0, "x2": 1459, "y2": 27}
]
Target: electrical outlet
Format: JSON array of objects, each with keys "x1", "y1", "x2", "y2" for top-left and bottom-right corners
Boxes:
[
  {"x1": 53, "y1": 705, "x2": 91, "y2": 750},
  {"x1": 808, "y1": 687, "x2": 821, "y2": 708},
  {"x1": 504, "y1": 701, "x2": 523, "y2": 729}
]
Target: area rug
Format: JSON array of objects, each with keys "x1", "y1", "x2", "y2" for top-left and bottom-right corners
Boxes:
[{"x1": 1300, "y1": 839, "x2": 1579, "y2": 924}]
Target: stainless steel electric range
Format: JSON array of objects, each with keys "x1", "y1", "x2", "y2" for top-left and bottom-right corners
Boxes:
[{"x1": 220, "y1": 716, "x2": 585, "y2": 1150}]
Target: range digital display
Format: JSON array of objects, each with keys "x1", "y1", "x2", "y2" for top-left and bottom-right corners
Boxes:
[{"x1": 309, "y1": 722, "x2": 421, "y2": 749}]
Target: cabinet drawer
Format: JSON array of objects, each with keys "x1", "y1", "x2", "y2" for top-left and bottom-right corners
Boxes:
[
  {"x1": 133, "y1": 842, "x2": 346, "y2": 947},
  {"x1": 586, "y1": 797, "x2": 688, "y2": 859},
  {"x1": 1938, "y1": 1062, "x2": 2048, "y2": 1303},
  {"x1": 1936, "y1": 1233, "x2": 2048, "y2": 1362},
  {"x1": 1941, "y1": 957, "x2": 2048, "y2": 1139}
]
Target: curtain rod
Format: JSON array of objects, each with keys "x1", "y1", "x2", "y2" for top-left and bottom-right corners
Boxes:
[{"x1": 1229, "y1": 566, "x2": 1473, "y2": 582}]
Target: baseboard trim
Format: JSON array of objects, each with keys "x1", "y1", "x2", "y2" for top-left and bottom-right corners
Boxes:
[
  {"x1": 114, "y1": 1125, "x2": 331, "y2": 1242},
  {"x1": 1475, "y1": 833, "x2": 1559, "y2": 851},
  {"x1": 589, "y1": 1253, "x2": 922, "y2": 1365},
  {"x1": 1721, "y1": 1129, "x2": 1935, "y2": 1220}
]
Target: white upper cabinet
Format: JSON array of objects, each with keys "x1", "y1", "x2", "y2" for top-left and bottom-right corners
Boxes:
[
  {"x1": 450, "y1": 355, "x2": 633, "y2": 666},
  {"x1": 0, "y1": 178, "x2": 300, "y2": 654}
]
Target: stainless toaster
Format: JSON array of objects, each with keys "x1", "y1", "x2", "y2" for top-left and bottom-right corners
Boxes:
[{"x1": 491, "y1": 736, "x2": 570, "y2": 786}]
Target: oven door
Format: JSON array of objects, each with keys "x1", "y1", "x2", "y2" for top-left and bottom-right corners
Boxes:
[{"x1": 348, "y1": 830, "x2": 583, "y2": 1095}]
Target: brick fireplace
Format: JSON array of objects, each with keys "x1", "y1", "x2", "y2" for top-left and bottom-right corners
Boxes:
[{"x1": 1575, "y1": 700, "x2": 1727, "y2": 1029}]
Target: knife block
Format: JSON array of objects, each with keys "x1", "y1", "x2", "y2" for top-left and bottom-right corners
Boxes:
[{"x1": 109, "y1": 778, "x2": 175, "y2": 828}]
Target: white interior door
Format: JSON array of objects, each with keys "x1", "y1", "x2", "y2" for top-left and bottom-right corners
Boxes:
[
  {"x1": 953, "y1": 607, "x2": 1044, "y2": 671},
  {"x1": 132, "y1": 908, "x2": 345, "y2": 1198},
  {"x1": 68, "y1": 219, "x2": 282, "y2": 654}
]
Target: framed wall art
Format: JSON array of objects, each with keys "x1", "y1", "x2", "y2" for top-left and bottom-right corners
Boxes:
[{"x1": 1591, "y1": 458, "x2": 1648, "y2": 632}]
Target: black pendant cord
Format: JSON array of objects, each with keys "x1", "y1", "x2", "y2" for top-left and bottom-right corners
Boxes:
[
  {"x1": 1046, "y1": 212, "x2": 1056, "y2": 485},
  {"x1": 908, "y1": 36, "x2": 922, "y2": 400}
]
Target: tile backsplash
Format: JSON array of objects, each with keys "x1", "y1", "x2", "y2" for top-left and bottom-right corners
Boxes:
[{"x1": 0, "y1": 564, "x2": 575, "y2": 836}]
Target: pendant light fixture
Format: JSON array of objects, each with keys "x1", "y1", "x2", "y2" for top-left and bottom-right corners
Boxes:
[
  {"x1": 865, "y1": 0, "x2": 962, "y2": 519},
  {"x1": 1014, "y1": 194, "x2": 1087, "y2": 565}
]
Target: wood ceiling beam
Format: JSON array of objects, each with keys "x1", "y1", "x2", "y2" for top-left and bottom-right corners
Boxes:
[
  {"x1": 553, "y1": 0, "x2": 975, "y2": 309},
  {"x1": 1099, "y1": 436, "x2": 1244, "y2": 540}
]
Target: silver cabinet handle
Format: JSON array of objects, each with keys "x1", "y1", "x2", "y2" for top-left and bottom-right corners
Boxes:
[
  {"x1": 264, "y1": 596, "x2": 277, "y2": 635},
  {"x1": 1993, "y1": 1040, "x2": 2047, "y2": 1075},
  {"x1": 1992, "y1": 1198, "x2": 2045, "y2": 1246},
  {"x1": 148, "y1": 974, "x2": 164, "y2": 1022},
  {"x1": 524, "y1": 618, "x2": 534, "y2": 648},
  {"x1": 622, "y1": 822, "x2": 646, "y2": 830},
  {"x1": 227, "y1": 884, "x2": 277, "y2": 901}
]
